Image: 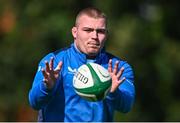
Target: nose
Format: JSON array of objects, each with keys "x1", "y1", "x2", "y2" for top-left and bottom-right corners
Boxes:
[{"x1": 91, "y1": 30, "x2": 98, "y2": 39}]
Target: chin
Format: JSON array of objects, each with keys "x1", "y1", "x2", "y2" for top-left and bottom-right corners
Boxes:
[
  {"x1": 87, "y1": 51, "x2": 99, "y2": 56},
  {"x1": 86, "y1": 47, "x2": 101, "y2": 55}
]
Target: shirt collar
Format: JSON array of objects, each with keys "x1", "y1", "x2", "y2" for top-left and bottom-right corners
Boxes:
[{"x1": 72, "y1": 42, "x2": 105, "y2": 64}]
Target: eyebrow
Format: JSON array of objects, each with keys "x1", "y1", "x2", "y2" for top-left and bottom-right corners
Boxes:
[
  {"x1": 82, "y1": 27, "x2": 106, "y2": 30},
  {"x1": 82, "y1": 27, "x2": 107, "y2": 32}
]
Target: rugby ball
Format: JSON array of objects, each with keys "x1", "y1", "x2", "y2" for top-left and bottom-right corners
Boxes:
[{"x1": 73, "y1": 63, "x2": 112, "y2": 101}]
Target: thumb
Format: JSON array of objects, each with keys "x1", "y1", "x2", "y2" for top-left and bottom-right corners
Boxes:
[{"x1": 55, "y1": 61, "x2": 63, "y2": 72}]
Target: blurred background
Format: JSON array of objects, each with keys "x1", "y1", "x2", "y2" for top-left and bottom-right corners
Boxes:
[{"x1": 0, "y1": 0, "x2": 180, "y2": 121}]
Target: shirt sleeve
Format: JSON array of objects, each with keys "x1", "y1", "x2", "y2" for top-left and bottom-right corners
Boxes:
[
  {"x1": 28, "y1": 53, "x2": 62, "y2": 110},
  {"x1": 107, "y1": 60, "x2": 135, "y2": 113}
]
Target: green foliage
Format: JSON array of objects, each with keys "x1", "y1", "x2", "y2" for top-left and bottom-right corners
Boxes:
[{"x1": 0, "y1": 0, "x2": 180, "y2": 121}]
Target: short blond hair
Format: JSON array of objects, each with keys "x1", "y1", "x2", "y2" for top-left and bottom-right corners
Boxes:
[{"x1": 75, "y1": 7, "x2": 107, "y2": 26}]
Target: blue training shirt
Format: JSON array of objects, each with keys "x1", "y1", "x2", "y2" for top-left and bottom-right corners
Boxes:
[{"x1": 28, "y1": 43, "x2": 135, "y2": 122}]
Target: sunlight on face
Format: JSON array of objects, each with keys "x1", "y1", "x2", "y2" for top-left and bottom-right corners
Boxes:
[{"x1": 72, "y1": 15, "x2": 107, "y2": 58}]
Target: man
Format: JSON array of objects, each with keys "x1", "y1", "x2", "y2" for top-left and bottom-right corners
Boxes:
[{"x1": 29, "y1": 7, "x2": 135, "y2": 122}]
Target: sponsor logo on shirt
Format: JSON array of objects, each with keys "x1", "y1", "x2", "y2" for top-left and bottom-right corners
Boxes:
[{"x1": 68, "y1": 66, "x2": 77, "y2": 74}]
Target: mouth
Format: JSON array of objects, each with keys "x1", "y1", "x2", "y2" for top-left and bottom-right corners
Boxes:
[{"x1": 88, "y1": 42, "x2": 100, "y2": 47}]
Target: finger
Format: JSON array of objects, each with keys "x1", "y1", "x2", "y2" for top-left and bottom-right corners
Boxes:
[
  {"x1": 42, "y1": 68, "x2": 49, "y2": 79},
  {"x1": 117, "y1": 67, "x2": 124, "y2": 80},
  {"x1": 55, "y1": 61, "x2": 63, "y2": 72},
  {"x1": 45, "y1": 61, "x2": 50, "y2": 72},
  {"x1": 113, "y1": 61, "x2": 119, "y2": 74},
  {"x1": 110, "y1": 82, "x2": 119, "y2": 93},
  {"x1": 43, "y1": 78, "x2": 48, "y2": 83},
  {"x1": 108, "y1": 59, "x2": 112, "y2": 73},
  {"x1": 117, "y1": 77, "x2": 126, "y2": 85},
  {"x1": 110, "y1": 77, "x2": 125, "y2": 93},
  {"x1": 49, "y1": 57, "x2": 54, "y2": 71}
]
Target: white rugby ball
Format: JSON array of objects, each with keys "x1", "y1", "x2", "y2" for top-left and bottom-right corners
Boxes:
[{"x1": 73, "y1": 63, "x2": 112, "y2": 101}]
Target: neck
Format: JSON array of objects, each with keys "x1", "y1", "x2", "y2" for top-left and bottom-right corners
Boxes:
[
  {"x1": 74, "y1": 42, "x2": 97, "y2": 59},
  {"x1": 86, "y1": 55, "x2": 96, "y2": 59}
]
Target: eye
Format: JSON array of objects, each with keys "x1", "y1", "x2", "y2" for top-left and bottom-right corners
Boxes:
[
  {"x1": 96, "y1": 29, "x2": 107, "y2": 34},
  {"x1": 83, "y1": 28, "x2": 94, "y2": 33}
]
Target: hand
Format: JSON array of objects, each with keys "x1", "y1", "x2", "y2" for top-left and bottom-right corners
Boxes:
[
  {"x1": 108, "y1": 59, "x2": 125, "y2": 93},
  {"x1": 42, "y1": 57, "x2": 63, "y2": 90}
]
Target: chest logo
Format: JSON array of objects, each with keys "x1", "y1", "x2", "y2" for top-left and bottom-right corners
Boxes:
[{"x1": 68, "y1": 66, "x2": 77, "y2": 74}]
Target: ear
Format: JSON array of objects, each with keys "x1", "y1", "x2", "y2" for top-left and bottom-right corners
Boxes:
[{"x1": 72, "y1": 26, "x2": 77, "y2": 39}]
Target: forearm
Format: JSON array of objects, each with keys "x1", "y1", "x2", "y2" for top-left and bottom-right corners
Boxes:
[
  {"x1": 29, "y1": 53, "x2": 61, "y2": 110},
  {"x1": 107, "y1": 79, "x2": 135, "y2": 113},
  {"x1": 28, "y1": 80, "x2": 55, "y2": 110},
  {"x1": 116, "y1": 79, "x2": 135, "y2": 113}
]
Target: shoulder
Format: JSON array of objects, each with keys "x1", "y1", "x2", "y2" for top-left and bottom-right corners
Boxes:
[
  {"x1": 38, "y1": 46, "x2": 71, "y2": 64},
  {"x1": 104, "y1": 52, "x2": 133, "y2": 69},
  {"x1": 107, "y1": 52, "x2": 134, "y2": 79},
  {"x1": 103, "y1": 52, "x2": 122, "y2": 62},
  {"x1": 53, "y1": 46, "x2": 70, "y2": 57}
]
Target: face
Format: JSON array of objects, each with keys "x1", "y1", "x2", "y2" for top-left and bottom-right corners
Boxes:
[{"x1": 72, "y1": 15, "x2": 107, "y2": 58}]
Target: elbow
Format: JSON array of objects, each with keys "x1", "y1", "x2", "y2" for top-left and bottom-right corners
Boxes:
[
  {"x1": 28, "y1": 92, "x2": 41, "y2": 110},
  {"x1": 126, "y1": 95, "x2": 135, "y2": 113},
  {"x1": 120, "y1": 92, "x2": 135, "y2": 113},
  {"x1": 121, "y1": 103, "x2": 133, "y2": 113}
]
